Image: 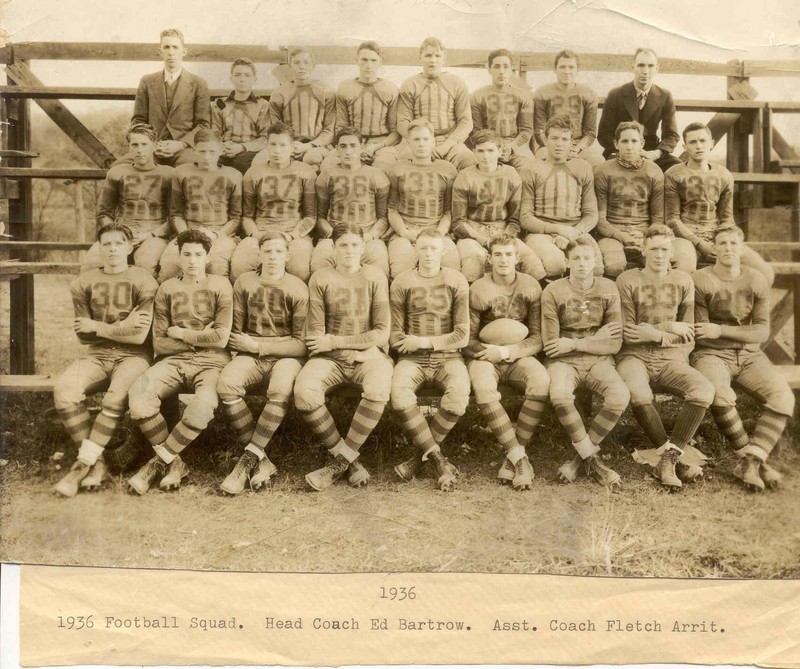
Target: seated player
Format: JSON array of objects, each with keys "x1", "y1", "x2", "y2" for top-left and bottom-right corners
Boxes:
[
  {"x1": 217, "y1": 232, "x2": 308, "y2": 495},
  {"x1": 396, "y1": 37, "x2": 476, "y2": 172},
  {"x1": 470, "y1": 48, "x2": 535, "y2": 171},
  {"x1": 520, "y1": 114, "x2": 602, "y2": 280},
  {"x1": 465, "y1": 234, "x2": 549, "y2": 490},
  {"x1": 386, "y1": 119, "x2": 460, "y2": 278},
  {"x1": 541, "y1": 236, "x2": 629, "y2": 486},
  {"x1": 211, "y1": 57, "x2": 270, "y2": 175},
  {"x1": 127, "y1": 229, "x2": 233, "y2": 494},
  {"x1": 83, "y1": 124, "x2": 173, "y2": 277},
  {"x1": 593, "y1": 121, "x2": 664, "y2": 278},
  {"x1": 311, "y1": 126, "x2": 390, "y2": 276},
  {"x1": 390, "y1": 229, "x2": 469, "y2": 491},
  {"x1": 158, "y1": 129, "x2": 242, "y2": 282},
  {"x1": 53, "y1": 223, "x2": 158, "y2": 497},
  {"x1": 231, "y1": 122, "x2": 317, "y2": 283},
  {"x1": 666, "y1": 122, "x2": 774, "y2": 285},
  {"x1": 616, "y1": 225, "x2": 714, "y2": 489},
  {"x1": 452, "y1": 129, "x2": 546, "y2": 283},
  {"x1": 328, "y1": 41, "x2": 400, "y2": 172},
  {"x1": 125, "y1": 28, "x2": 210, "y2": 167},
  {"x1": 256, "y1": 47, "x2": 334, "y2": 171},
  {"x1": 692, "y1": 225, "x2": 794, "y2": 492},
  {"x1": 533, "y1": 50, "x2": 601, "y2": 166},
  {"x1": 294, "y1": 222, "x2": 394, "y2": 491}
]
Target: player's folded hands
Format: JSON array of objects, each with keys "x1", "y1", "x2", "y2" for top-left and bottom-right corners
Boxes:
[{"x1": 306, "y1": 334, "x2": 333, "y2": 354}]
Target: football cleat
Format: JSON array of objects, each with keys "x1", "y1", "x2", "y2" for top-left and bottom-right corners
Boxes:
[
  {"x1": 429, "y1": 451, "x2": 458, "y2": 492},
  {"x1": 305, "y1": 454, "x2": 350, "y2": 491},
  {"x1": 497, "y1": 458, "x2": 514, "y2": 484},
  {"x1": 128, "y1": 456, "x2": 165, "y2": 495},
  {"x1": 656, "y1": 448, "x2": 682, "y2": 490},
  {"x1": 760, "y1": 463, "x2": 783, "y2": 490},
  {"x1": 347, "y1": 461, "x2": 371, "y2": 488},
  {"x1": 220, "y1": 451, "x2": 259, "y2": 496},
  {"x1": 558, "y1": 454, "x2": 584, "y2": 483},
  {"x1": 676, "y1": 461, "x2": 704, "y2": 482},
  {"x1": 394, "y1": 456, "x2": 423, "y2": 482},
  {"x1": 512, "y1": 455, "x2": 534, "y2": 491},
  {"x1": 159, "y1": 455, "x2": 189, "y2": 491},
  {"x1": 585, "y1": 455, "x2": 622, "y2": 487},
  {"x1": 250, "y1": 455, "x2": 278, "y2": 491},
  {"x1": 54, "y1": 460, "x2": 91, "y2": 498},
  {"x1": 79, "y1": 459, "x2": 109, "y2": 492},
  {"x1": 733, "y1": 455, "x2": 765, "y2": 492}
]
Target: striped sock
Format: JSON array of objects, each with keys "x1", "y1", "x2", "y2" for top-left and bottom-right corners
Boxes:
[
  {"x1": 749, "y1": 408, "x2": 788, "y2": 458},
  {"x1": 136, "y1": 413, "x2": 170, "y2": 447},
  {"x1": 671, "y1": 402, "x2": 708, "y2": 450},
  {"x1": 250, "y1": 400, "x2": 289, "y2": 451},
  {"x1": 88, "y1": 409, "x2": 122, "y2": 448},
  {"x1": 711, "y1": 405, "x2": 749, "y2": 450},
  {"x1": 430, "y1": 409, "x2": 460, "y2": 444},
  {"x1": 515, "y1": 397, "x2": 547, "y2": 446},
  {"x1": 299, "y1": 406, "x2": 340, "y2": 450},
  {"x1": 396, "y1": 406, "x2": 438, "y2": 454},
  {"x1": 222, "y1": 399, "x2": 255, "y2": 447},
  {"x1": 57, "y1": 405, "x2": 92, "y2": 445},
  {"x1": 479, "y1": 401, "x2": 519, "y2": 453},
  {"x1": 588, "y1": 406, "x2": 624, "y2": 445},
  {"x1": 632, "y1": 404, "x2": 669, "y2": 448},
  {"x1": 164, "y1": 420, "x2": 203, "y2": 455},
  {"x1": 553, "y1": 402, "x2": 588, "y2": 443},
  {"x1": 344, "y1": 400, "x2": 385, "y2": 452}
]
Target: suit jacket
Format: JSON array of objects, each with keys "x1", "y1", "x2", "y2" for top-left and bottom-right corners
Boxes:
[
  {"x1": 597, "y1": 82, "x2": 679, "y2": 158},
  {"x1": 132, "y1": 70, "x2": 211, "y2": 146}
]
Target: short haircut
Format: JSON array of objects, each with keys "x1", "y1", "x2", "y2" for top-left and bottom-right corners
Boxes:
[
  {"x1": 471, "y1": 129, "x2": 501, "y2": 148},
  {"x1": 357, "y1": 41, "x2": 382, "y2": 58},
  {"x1": 266, "y1": 122, "x2": 294, "y2": 141},
  {"x1": 713, "y1": 225, "x2": 744, "y2": 242},
  {"x1": 259, "y1": 230, "x2": 289, "y2": 248},
  {"x1": 416, "y1": 228, "x2": 443, "y2": 243},
  {"x1": 565, "y1": 235, "x2": 596, "y2": 258},
  {"x1": 644, "y1": 224, "x2": 674, "y2": 242},
  {"x1": 97, "y1": 222, "x2": 133, "y2": 243},
  {"x1": 633, "y1": 47, "x2": 658, "y2": 64},
  {"x1": 408, "y1": 118, "x2": 435, "y2": 137},
  {"x1": 176, "y1": 229, "x2": 211, "y2": 253},
  {"x1": 331, "y1": 222, "x2": 364, "y2": 243},
  {"x1": 419, "y1": 36, "x2": 445, "y2": 54},
  {"x1": 126, "y1": 123, "x2": 157, "y2": 143},
  {"x1": 230, "y1": 57, "x2": 256, "y2": 75},
  {"x1": 487, "y1": 48, "x2": 511, "y2": 68},
  {"x1": 336, "y1": 126, "x2": 362, "y2": 144},
  {"x1": 194, "y1": 128, "x2": 222, "y2": 145},
  {"x1": 289, "y1": 47, "x2": 314, "y2": 64},
  {"x1": 554, "y1": 49, "x2": 580, "y2": 69},
  {"x1": 615, "y1": 120, "x2": 644, "y2": 142},
  {"x1": 544, "y1": 113, "x2": 574, "y2": 139},
  {"x1": 488, "y1": 234, "x2": 519, "y2": 253},
  {"x1": 682, "y1": 121, "x2": 712, "y2": 141},
  {"x1": 159, "y1": 28, "x2": 185, "y2": 46}
]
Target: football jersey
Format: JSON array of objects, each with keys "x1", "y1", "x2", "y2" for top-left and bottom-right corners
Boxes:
[
  {"x1": 170, "y1": 165, "x2": 242, "y2": 233},
  {"x1": 470, "y1": 84, "x2": 533, "y2": 145},
  {"x1": 616, "y1": 267, "x2": 695, "y2": 360},
  {"x1": 242, "y1": 160, "x2": 317, "y2": 236},
  {"x1": 397, "y1": 73, "x2": 472, "y2": 143},
  {"x1": 693, "y1": 266, "x2": 770, "y2": 352},
  {"x1": 153, "y1": 274, "x2": 233, "y2": 357},
  {"x1": 305, "y1": 265, "x2": 390, "y2": 362},
  {"x1": 336, "y1": 78, "x2": 399, "y2": 139},
  {"x1": 269, "y1": 81, "x2": 335, "y2": 145},
  {"x1": 520, "y1": 159, "x2": 598, "y2": 232},
  {"x1": 97, "y1": 163, "x2": 173, "y2": 233},
  {"x1": 211, "y1": 92, "x2": 270, "y2": 151},
  {"x1": 466, "y1": 272, "x2": 542, "y2": 359},
  {"x1": 389, "y1": 268, "x2": 469, "y2": 355},
  {"x1": 386, "y1": 160, "x2": 457, "y2": 228},
  {"x1": 451, "y1": 165, "x2": 522, "y2": 237},
  {"x1": 70, "y1": 266, "x2": 158, "y2": 354},
  {"x1": 541, "y1": 276, "x2": 622, "y2": 363},
  {"x1": 594, "y1": 158, "x2": 664, "y2": 241},
  {"x1": 532, "y1": 82, "x2": 598, "y2": 147},
  {"x1": 665, "y1": 163, "x2": 734, "y2": 243},
  {"x1": 316, "y1": 165, "x2": 390, "y2": 234},
  {"x1": 232, "y1": 271, "x2": 308, "y2": 357}
]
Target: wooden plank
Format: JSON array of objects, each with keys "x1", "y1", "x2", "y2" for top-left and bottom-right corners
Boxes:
[
  {"x1": 733, "y1": 172, "x2": 800, "y2": 184},
  {"x1": 0, "y1": 374, "x2": 56, "y2": 392},
  {"x1": 0, "y1": 149, "x2": 39, "y2": 158},
  {"x1": 765, "y1": 341, "x2": 795, "y2": 366},
  {"x1": 0, "y1": 86, "x2": 274, "y2": 100},
  {"x1": 0, "y1": 241, "x2": 92, "y2": 251},
  {"x1": 773, "y1": 160, "x2": 800, "y2": 169},
  {"x1": 0, "y1": 167, "x2": 107, "y2": 179},
  {"x1": 6, "y1": 62, "x2": 117, "y2": 168},
  {"x1": 767, "y1": 102, "x2": 800, "y2": 112},
  {"x1": 770, "y1": 262, "x2": 800, "y2": 276},
  {"x1": 769, "y1": 290, "x2": 795, "y2": 340},
  {"x1": 0, "y1": 261, "x2": 82, "y2": 275},
  {"x1": 742, "y1": 60, "x2": 800, "y2": 77},
  {"x1": 748, "y1": 242, "x2": 800, "y2": 252}
]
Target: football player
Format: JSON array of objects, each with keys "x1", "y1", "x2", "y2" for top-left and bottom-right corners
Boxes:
[
  {"x1": 53, "y1": 223, "x2": 158, "y2": 497},
  {"x1": 127, "y1": 229, "x2": 233, "y2": 494},
  {"x1": 541, "y1": 235, "x2": 629, "y2": 486},
  {"x1": 390, "y1": 229, "x2": 469, "y2": 491}
]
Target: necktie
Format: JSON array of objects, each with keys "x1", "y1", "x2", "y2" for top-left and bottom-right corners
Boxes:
[{"x1": 637, "y1": 91, "x2": 647, "y2": 110}]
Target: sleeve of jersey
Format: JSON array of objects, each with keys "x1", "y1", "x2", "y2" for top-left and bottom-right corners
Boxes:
[
  {"x1": 659, "y1": 275, "x2": 695, "y2": 348},
  {"x1": 294, "y1": 170, "x2": 317, "y2": 238},
  {"x1": 441, "y1": 166, "x2": 457, "y2": 217},
  {"x1": 315, "y1": 173, "x2": 333, "y2": 238},
  {"x1": 211, "y1": 103, "x2": 224, "y2": 137},
  {"x1": 446, "y1": 80, "x2": 473, "y2": 145},
  {"x1": 593, "y1": 167, "x2": 615, "y2": 239},
  {"x1": 720, "y1": 275, "x2": 770, "y2": 344},
  {"x1": 95, "y1": 275, "x2": 158, "y2": 345},
  {"x1": 540, "y1": 285, "x2": 561, "y2": 346},
  {"x1": 153, "y1": 286, "x2": 189, "y2": 356},
  {"x1": 389, "y1": 276, "x2": 409, "y2": 350},
  {"x1": 470, "y1": 93, "x2": 484, "y2": 133},
  {"x1": 616, "y1": 275, "x2": 638, "y2": 338},
  {"x1": 268, "y1": 91, "x2": 284, "y2": 126},
  {"x1": 515, "y1": 91, "x2": 534, "y2": 148},
  {"x1": 335, "y1": 87, "x2": 349, "y2": 132},
  {"x1": 664, "y1": 171, "x2": 698, "y2": 243},
  {"x1": 169, "y1": 172, "x2": 187, "y2": 233},
  {"x1": 304, "y1": 274, "x2": 327, "y2": 339},
  {"x1": 717, "y1": 171, "x2": 735, "y2": 226},
  {"x1": 371, "y1": 173, "x2": 390, "y2": 238},
  {"x1": 580, "y1": 283, "x2": 622, "y2": 355},
  {"x1": 385, "y1": 87, "x2": 399, "y2": 141},
  {"x1": 70, "y1": 277, "x2": 96, "y2": 346},
  {"x1": 231, "y1": 278, "x2": 246, "y2": 334},
  {"x1": 450, "y1": 173, "x2": 471, "y2": 237},
  {"x1": 510, "y1": 282, "x2": 543, "y2": 359},
  {"x1": 330, "y1": 275, "x2": 391, "y2": 351},
  {"x1": 519, "y1": 169, "x2": 549, "y2": 234},
  {"x1": 226, "y1": 173, "x2": 243, "y2": 231},
  {"x1": 396, "y1": 80, "x2": 415, "y2": 139},
  {"x1": 463, "y1": 289, "x2": 484, "y2": 359},
  {"x1": 532, "y1": 91, "x2": 547, "y2": 148},
  {"x1": 182, "y1": 281, "x2": 233, "y2": 348},
  {"x1": 580, "y1": 91, "x2": 598, "y2": 144},
  {"x1": 387, "y1": 168, "x2": 401, "y2": 211},
  {"x1": 242, "y1": 171, "x2": 257, "y2": 226},
  {"x1": 506, "y1": 171, "x2": 523, "y2": 236},
  {"x1": 312, "y1": 88, "x2": 335, "y2": 147},
  {"x1": 429, "y1": 274, "x2": 470, "y2": 352},
  {"x1": 575, "y1": 164, "x2": 599, "y2": 233},
  {"x1": 692, "y1": 273, "x2": 711, "y2": 326},
  {"x1": 649, "y1": 168, "x2": 665, "y2": 226},
  {"x1": 96, "y1": 172, "x2": 119, "y2": 226}
]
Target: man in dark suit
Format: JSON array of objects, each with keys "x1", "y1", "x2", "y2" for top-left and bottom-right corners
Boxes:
[
  {"x1": 120, "y1": 28, "x2": 210, "y2": 167},
  {"x1": 598, "y1": 48, "x2": 681, "y2": 172}
]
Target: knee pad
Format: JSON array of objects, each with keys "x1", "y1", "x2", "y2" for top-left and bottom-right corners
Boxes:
[
  {"x1": 182, "y1": 397, "x2": 216, "y2": 430},
  {"x1": 440, "y1": 389, "x2": 470, "y2": 416}
]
